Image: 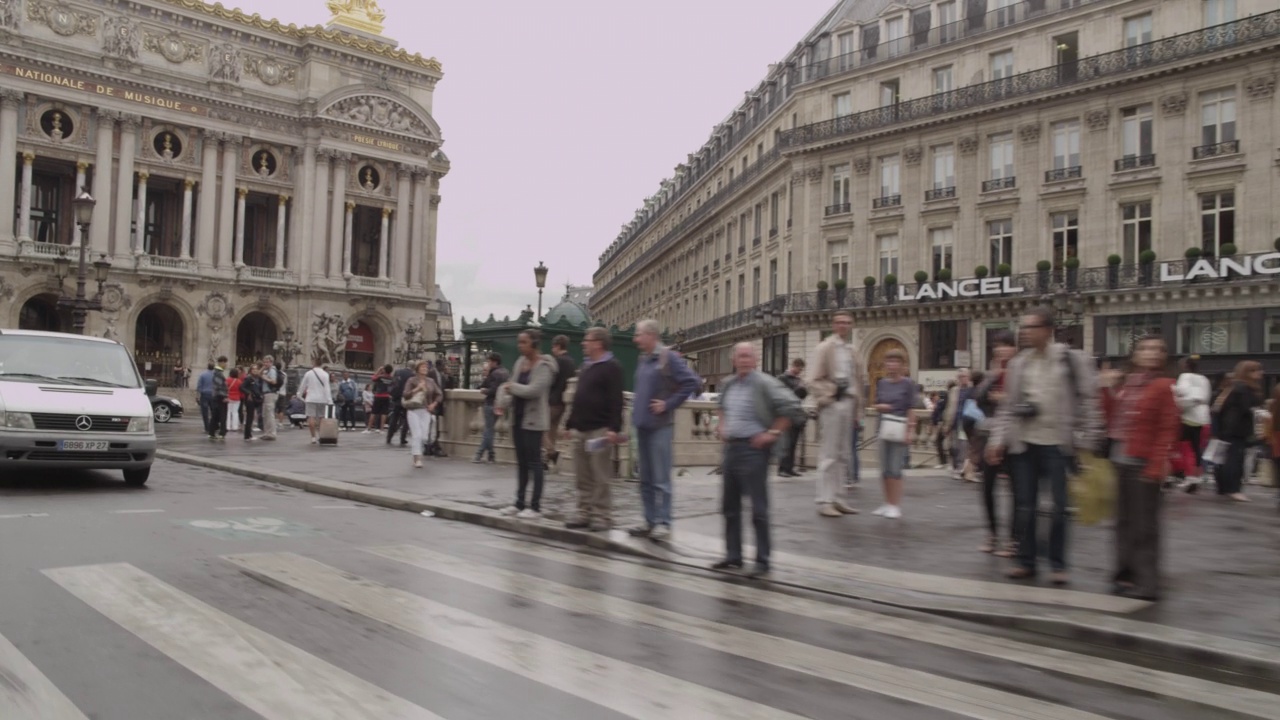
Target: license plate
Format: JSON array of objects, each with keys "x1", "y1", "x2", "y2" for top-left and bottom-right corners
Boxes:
[{"x1": 58, "y1": 440, "x2": 110, "y2": 452}]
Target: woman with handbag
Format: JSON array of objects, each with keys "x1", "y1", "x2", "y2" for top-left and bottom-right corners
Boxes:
[
  {"x1": 401, "y1": 360, "x2": 442, "y2": 469},
  {"x1": 972, "y1": 330, "x2": 1018, "y2": 555},
  {"x1": 1108, "y1": 335, "x2": 1179, "y2": 601},
  {"x1": 872, "y1": 349, "x2": 917, "y2": 519},
  {"x1": 1216, "y1": 361, "x2": 1263, "y2": 502}
]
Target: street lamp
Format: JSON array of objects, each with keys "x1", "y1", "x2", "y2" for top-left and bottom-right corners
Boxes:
[
  {"x1": 272, "y1": 326, "x2": 303, "y2": 368},
  {"x1": 533, "y1": 261, "x2": 549, "y2": 321},
  {"x1": 755, "y1": 308, "x2": 779, "y2": 374},
  {"x1": 54, "y1": 189, "x2": 110, "y2": 335},
  {"x1": 1047, "y1": 289, "x2": 1085, "y2": 348}
]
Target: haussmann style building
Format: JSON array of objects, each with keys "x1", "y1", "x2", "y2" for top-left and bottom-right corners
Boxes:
[
  {"x1": 0, "y1": 0, "x2": 449, "y2": 380},
  {"x1": 589, "y1": 0, "x2": 1280, "y2": 395}
]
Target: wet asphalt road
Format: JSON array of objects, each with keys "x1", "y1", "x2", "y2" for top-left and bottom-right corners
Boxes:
[{"x1": 0, "y1": 461, "x2": 1276, "y2": 720}]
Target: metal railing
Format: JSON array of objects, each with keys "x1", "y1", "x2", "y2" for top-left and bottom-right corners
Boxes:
[
  {"x1": 246, "y1": 266, "x2": 288, "y2": 280},
  {"x1": 982, "y1": 177, "x2": 1017, "y2": 192},
  {"x1": 1045, "y1": 166, "x2": 1083, "y2": 182},
  {"x1": 1114, "y1": 154, "x2": 1156, "y2": 171},
  {"x1": 1192, "y1": 140, "x2": 1241, "y2": 159},
  {"x1": 872, "y1": 194, "x2": 902, "y2": 209},
  {"x1": 824, "y1": 203, "x2": 851, "y2": 216},
  {"x1": 925, "y1": 186, "x2": 956, "y2": 201}
]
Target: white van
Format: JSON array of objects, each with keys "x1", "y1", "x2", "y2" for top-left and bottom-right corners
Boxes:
[{"x1": 0, "y1": 329, "x2": 156, "y2": 485}]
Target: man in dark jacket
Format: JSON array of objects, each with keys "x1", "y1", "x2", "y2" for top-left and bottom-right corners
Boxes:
[
  {"x1": 544, "y1": 335, "x2": 577, "y2": 468},
  {"x1": 777, "y1": 358, "x2": 808, "y2": 477},
  {"x1": 208, "y1": 356, "x2": 229, "y2": 440},
  {"x1": 564, "y1": 327, "x2": 624, "y2": 531},
  {"x1": 473, "y1": 353, "x2": 508, "y2": 463},
  {"x1": 386, "y1": 364, "x2": 415, "y2": 446}
]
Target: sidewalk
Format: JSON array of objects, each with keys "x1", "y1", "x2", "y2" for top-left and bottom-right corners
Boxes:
[{"x1": 156, "y1": 420, "x2": 1280, "y2": 673}]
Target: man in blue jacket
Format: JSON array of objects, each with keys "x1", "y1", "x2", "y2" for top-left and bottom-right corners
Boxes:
[{"x1": 629, "y1": 319, "x2": 700, "y2": 541}]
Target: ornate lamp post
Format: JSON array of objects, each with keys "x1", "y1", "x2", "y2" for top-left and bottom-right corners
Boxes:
[
  {"x1": 272, "y1": 326, "x2": 303, "y2": 368},
  {"x1": 52, "y1": 190, "x2": 111, "y2": 335},
  {"x1": 533, "y1": 261, "x2": 549, "y2": 321},
  {"x1": 1048, "y1": 289, "x2": 1085, "y2": 348},
  {"x1": 755, "y1": 308, "x2": 778, "y2": 374}
]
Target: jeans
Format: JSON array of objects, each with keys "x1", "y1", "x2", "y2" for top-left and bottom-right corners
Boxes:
[
  {"x1": 338, "y1": 401, "x2": 357, "y2": 430},
  {"x1": 1218, "y1": 440, "x2": 1248, "y2": 495},
  {"x1": 722, "y1": 441, "x2": 771, "y2": 567},
  {"x1": 206, "y1": 398, "x2": 227, "y2": 437},
  {"x1": 198, "y1": 393, "x2": 213, "y2": 432},
  {"x1": 1011, "y1": 443, "x2": 1069, "y2": 572},
  {"x1": 513, "y1": 427, "x2": 545, "y2": 512},
  {"x1": 407, "y1": 408, "x2": 433, "y2": 457},
  {"x1": 636, "y1": 424, "x2": 675, "y2": 527},
  {"x1": 878, "y1": 439, "x2": 908, "y2": 479},
  {"x1": 475, "y1": 405, "x2": 497, "y2": 460},
  {"x1": 779, "y1": 423, "x2": 804, "y2": 473}
]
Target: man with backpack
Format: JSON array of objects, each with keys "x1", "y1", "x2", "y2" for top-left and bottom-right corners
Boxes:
[
  {"x1": 208, "y1": 356, "x2": 229, "y2": 440},
  {"x1": 259, "y1": 356, "x2": 284, "y2": 441}
]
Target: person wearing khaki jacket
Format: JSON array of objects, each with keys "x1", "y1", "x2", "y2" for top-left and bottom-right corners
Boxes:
[
  {"x1": 987, "y1": 307, "x2": 1102, "y2": 584},
  {"x1": 806, "y1": 311, "x2": 867, "y2": 517}
]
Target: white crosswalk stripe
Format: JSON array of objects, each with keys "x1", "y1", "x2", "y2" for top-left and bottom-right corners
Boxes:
[
  {"x1": 42, "y1": 563, "x2": 443, "y2": 720},
  {"x1": 224, "y1": 551, "x2": 808, "y2": 720},
  {"x1": 487, "y1": 540, "x2": 1280, "y2": 720},
  {"x1": 0, "y1": 631, "x2": 89, "y2": 720},
  {"x1": 366, "y1": 544, "x2": 1112, "y2": 720}
]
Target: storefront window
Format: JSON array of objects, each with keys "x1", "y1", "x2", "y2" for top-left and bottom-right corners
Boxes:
[
  {"x1": 921, "y1": 320, "x2": 969, "y2": 370},
  {"x1": 1102, "y1": 314, "x2": 1164, "y2": 357},
  {"x1": 1266, "y1": 311, "x2": 1280, "y2": 353},
  {"x1": 1176, "y1": 311, "x2": 1248, "y2": 355}
]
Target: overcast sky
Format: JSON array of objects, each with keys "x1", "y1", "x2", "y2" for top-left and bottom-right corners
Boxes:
[{"x1": 274, "y1": 0, "x2": 835, "y2": 326}]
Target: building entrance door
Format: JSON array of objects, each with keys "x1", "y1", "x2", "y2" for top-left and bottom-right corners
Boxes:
[{"x1": 867, "y1": 337, "x2": 909, "y2": 405}]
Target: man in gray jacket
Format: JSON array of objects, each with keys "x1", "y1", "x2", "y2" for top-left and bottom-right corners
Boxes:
[
  {"x1": 496, "y1": 329, "x2": 559, "y2": 519},
  {"x1": 987, "y1": 306, "x2": 1102, "y2": 585}
]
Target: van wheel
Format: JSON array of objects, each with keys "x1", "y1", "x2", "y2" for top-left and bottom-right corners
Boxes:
[{"x1": 123, "y1": 468, "x2": 151, "y2": 486}]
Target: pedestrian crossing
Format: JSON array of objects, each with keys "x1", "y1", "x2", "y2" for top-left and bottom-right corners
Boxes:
[{"x1": 0, "y1": 541, "x2": 1273, "y2": 720}]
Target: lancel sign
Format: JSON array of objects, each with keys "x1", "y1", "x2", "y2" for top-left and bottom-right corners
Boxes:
[
  {"x1": 898, "y1": 277, "x2": 1025, "y2": 302},
  {"x1": 1159, "y1": 253, "x2": 1280, "y2": 281}
]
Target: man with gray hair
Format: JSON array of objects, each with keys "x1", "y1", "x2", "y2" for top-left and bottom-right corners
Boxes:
[
  {"x1": 711, "y1": 342, "x2": 802, "y2": 578},
  {"x1": 806, "y1": 311, "x2": 866, "y2": 517},
  {"x1": 564, "y1": 326, "x2": 625, "y2": 531},
  {"x1": 629, "y1": 319, "x2": 700, "y2": 540}
]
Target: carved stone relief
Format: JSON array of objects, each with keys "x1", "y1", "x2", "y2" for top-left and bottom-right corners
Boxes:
[
  {"x1": 1018, "y1": 123, "x2": 1041, "y2": 144},
  {"x1": 903, "y1": 146, "x2": 922, "y2": 166},
  {"x1": 243, "y1": 56, "x2": 297, "y2": 87},
  {"x1": 1160, "y1": 92, "x2": 1188, "y2": 116},
  {"x1": 99, "y1": 284, "x2": 132, "y2": 313},
  {"x1": 196, "y1": 291, "x2": 233, "y2": 321},
  {"x1": 209, "y1": 43, "x2": 242, "y2": 83},
  {"x1": 310, "y1": 312, "x2": 347, "y2": 366},
  {"x1": 806, "y1": 167, "x2": 823, "y2": 184},
  {"x1": 0, "y1": 0, "x2": 18, "y2": 32},
  {"x1": 790, "y1": 171, "x2": 805, "y2": 186},
  {"x1": 322, "y1": 95, "x2": 428, "y2": 136},
  {"x1": 1245, "y1": 74, "x2": 1276, "y2": 101},
  {"x1": 957, "y1": 135, "x2": 978, "y2": 155},
  {"x1": 144, "y1": 31, "x2": 203, "y2": 64},
  {"x1": 1085, "y1": 109, "x2": 1110, "y2": 131},
  {"x1": 102, "y1": 15, "x2": 140, "y2": 62},
  {"x1": 28, "y1": 1, "x2": 97, "y2": 37},
  {"x1": 853, "y1": 157, "x2": 871, "y2": 175}
]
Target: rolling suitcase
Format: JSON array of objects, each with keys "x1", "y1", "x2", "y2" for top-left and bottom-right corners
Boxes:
[{"x1": 318, "y1": 405, "x2": 339, "y2": 446}]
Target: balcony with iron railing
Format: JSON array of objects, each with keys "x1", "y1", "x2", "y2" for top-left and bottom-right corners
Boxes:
[
  {"x1": 925, "y1": 186, "x2": 956, "y2": 201},
  {"x1": 1044, "y1": 166, "x2": 1083, "y2": 182},
  {"x1": 1114, "y1": 154, "x2": 1157, "y2": 171},
  {"x1": 872, "y1": 194, "x2": 902, "y2": 209},
  {"x1": 824, "y1": 203, "x2": 851, "y2": 216},
  {"x1": 769, "y1": 227, "x2": 778, "y2": 239},
  {"x1": 1192, "y1": 140, "x2": 1241, "y2": 159},
  {"x1": 982, "y1": 177, "x2": 1017, "y2": 192}
]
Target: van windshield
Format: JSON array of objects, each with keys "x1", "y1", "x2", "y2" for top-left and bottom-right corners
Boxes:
[{"x1": 0, "y1": 335, "x2": 142, "y2": 389}]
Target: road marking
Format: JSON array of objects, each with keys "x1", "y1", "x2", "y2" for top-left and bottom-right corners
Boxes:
[
  {"x1": 370, "y1": 544, "x2": 1113, "y2": 720},
  {"x1": 311, "y1": 505, "x2": 362, "y2": 510},
  {"x1": 214, "y1": 506, "x2": 267, "y2": 511},
  {"x1": 0, "y1": 630, "x2": 90, "y2": 720},
  {"x1": 0, "y1": 513, "x2": 50, "y2": 519},
  {"x1": 671, "y1": 530, "x2": 1148, "y2": 612},
  {"x1": 42, "y1": 563, "x2": 441, "y2": 720},
  {"x1": 490, "y1": 540, "x2": 1280, "y2": 719},
  {"x1": 184, "y1": 517, "x2": 317, "y2": 540},
  {"x1": 110, "y1": 509, "x2": 165, "y2": 514},
  {"x1": 225, "y1": 552, "x2": 807, "y2": 720}
]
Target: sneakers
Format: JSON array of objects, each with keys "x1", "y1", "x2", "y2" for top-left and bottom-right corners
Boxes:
[
  {"x1": 883, "y1": 505, "x2": 902, "y2": 520},
  {"x1": 516, "y1": 509, "x2": 541, "y2": 520},
  {"x1": 649, "y1": 525, "x2": 672, "y2": 541},
  {"x1": 471, "y1": 456, "x2": 484, "y2": 464},
  {"x1": 310, "y1": 437, "x2": 318, "y2": 444},
  {"x1": 818, "y1": 503, "x2": 842, "y2": 518},
  {"x1": 627, "y1": 524, "x2": 652, "y2": 538},
  {"x1": 498, "y1": 505, "x2": 520, "y2": 516},
  {"x1": 872, "y1": 505, "x2": 889, "y2": 516}
]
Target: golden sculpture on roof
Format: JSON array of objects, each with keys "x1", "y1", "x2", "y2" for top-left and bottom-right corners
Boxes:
[{"x1": 326, "y1": 0, "x2": 386, "y2": 36}]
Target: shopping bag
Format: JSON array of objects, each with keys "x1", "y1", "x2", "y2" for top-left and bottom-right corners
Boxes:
[
  {"x1": 1201, "y1": 438, "x2": 1225, "y2": 466},
  {"x1": 1069, "y1": 450, "x2": 1116, "y2": 526},
  {"x1": 1170, "y1": 440, "x2": 1195, "y2": 476}
]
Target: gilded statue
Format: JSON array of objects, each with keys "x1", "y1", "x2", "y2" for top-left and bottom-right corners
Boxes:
[{"x1": 326, "y1": 0, "x2": 386, "y2": 34}]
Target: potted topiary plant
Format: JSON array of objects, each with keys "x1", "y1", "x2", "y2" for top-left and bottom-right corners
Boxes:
[
  {"x1": 1219, "y1": 243, "x2": 1239, "y2": 278},
  {"x1": 914, "y1": 270, "x2": 929, "y2": 284},
  {"x1": 883, "y1": 273, "x2": 898, "y2": 302},
  {"x1": 816, "y1": 280, "x2": 829, "y2": 307},
  {"x1": 1274, "y1": 237, "x2": 1280, "y2": 252},
  {"x1": 937, "y1": 267, "x2": 953, "y2": 282},
  {"x1": 996, "y1": 263, "x2": 1011, "y2": 277},
  {"x1": 1139, "y1": 249, "x2": 1157, "y2": 285},
  {"x1": 833, "y1": 277, "x2": 848, "y2": 305},
  {"x1": 1035, "y1": 259, "x2": 1052, "y2": 293},
  {"x1": 974, "y1": 265, "x2": 989, "y2": 279},
  {"x1": 863, "y1": 275, "x2": 876, "y2": 305},
  {"x1": 1107, "y1": 253, "x2": 1122, "y2": 289},
  {"x1": 1064, "y1": 256, "x2": 1080, "y2": 290}
]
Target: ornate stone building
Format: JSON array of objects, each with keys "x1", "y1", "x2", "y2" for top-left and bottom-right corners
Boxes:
[
  {"x1": 0, "y1": 0, "x2": 449, "y2": 379},
  {"x1": 590, "y1": 0, "x2": 1280, "y2": 392}
]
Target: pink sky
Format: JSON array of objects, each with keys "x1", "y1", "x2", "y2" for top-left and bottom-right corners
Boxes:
[{"x1": 273, "y1": 0, "x2": 835, "y2": 326}]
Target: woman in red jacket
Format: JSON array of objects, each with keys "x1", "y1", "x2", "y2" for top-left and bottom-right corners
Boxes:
[{"x1": 1108, "y1": 335, "x2": 1179, "y2": 601}]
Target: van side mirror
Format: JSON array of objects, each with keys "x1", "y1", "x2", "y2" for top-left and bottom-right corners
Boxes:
[{"x1": 145, "y1": 379, "x2": 158, "y2": 397}]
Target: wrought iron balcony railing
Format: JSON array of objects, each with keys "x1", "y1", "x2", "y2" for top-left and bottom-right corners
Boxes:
[
  {"x1": 1192, "y1": 140, "x2": 1241, "y2": 159},
  {"x1": 982, "y1": 177, "x2": 1017, "y2": 192},
  {"x1": 872, "y1": 194, "x2": 903, "y2": 209},
  {"x1": 1045, "y1": 166, "x2": 1083, "y2": 182},
  {"x1": 769, "y1": 227, "x2": 778, "y2": 238},
  {"x1": 752, "y1": 236, "x2": 762, "y2": 248},
  {"x1": 925, "y1": 186, "x2": 956, "y2": 201},
  {"x1": 824, "y1": 203, "x2": 851, "y2": 216},
  {"x1": 1114, "y1": 154, "x2": 1157, "y2": 171}
]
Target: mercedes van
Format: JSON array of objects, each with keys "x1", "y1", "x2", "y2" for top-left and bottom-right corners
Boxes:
[{"x1": 0, "y1": 329, "x2": 156, "y2": 485}]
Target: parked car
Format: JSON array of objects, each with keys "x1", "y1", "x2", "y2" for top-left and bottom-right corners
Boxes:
[
  {"x1": 0, "y1": 329, "x2": 156, "y2": 485},
  {"x1": 150, "y1": 394, "x2": 184, "y2": 423}
]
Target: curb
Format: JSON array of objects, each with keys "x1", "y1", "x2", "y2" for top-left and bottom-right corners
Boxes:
[{"x1": 158, "y1": 449, "x2": 1280, "y2": 683}]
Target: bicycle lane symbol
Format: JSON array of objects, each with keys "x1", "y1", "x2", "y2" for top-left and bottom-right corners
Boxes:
[{"x1": 183, "y1": 517, "x2": 317, "y2": 540}]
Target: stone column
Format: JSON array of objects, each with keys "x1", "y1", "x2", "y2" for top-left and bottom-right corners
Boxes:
[
  {"x1": 342, "y1": 201, "x2": 354, "y2": 278},
  {"x1": 425, "y1": 192, "x2": 440, "y2": 299},
  {"x1": 0, "y1": 90, "x2": 21, "y2": 246},
  {"x1": 327, "y1": 153, "x2": 349, "y2": 279},
  {"x1": 133, "y1": 171, "x2": 149, "y2": 253},
  {"x1": 180, "y1": 179, "x2": 195, "y2": 259},
  {"x1": 17, "y1": 152, "x2": 33, "y2": 242},
  {"x1": 196, "y1": 131, "x2": 218, "y2": 269},
  {"x1": 74, "y1": 161, "x2": 87, "y2": 196},
  {"x1": 111, "y1": 116, "x2": 138, "y2": 257},
  {"x1": 234, "y1": 187, "x2": 247, "y2": 266},
  {"x1": 275, "y1": 194, "x2": 288, "y2": 270},
  {"x1": 217, "y1": 134, "x2": 240, "y2": 269},
  {"x1": 90, "y1": 111, "x2": 115, "y2": 254},
  {"x1": 309, "y1": 149, "x2": 331, "y2": 282},
  {"x1": 409, "y1": 168, "x2": 427, "y2": 289},
  {"x1": 393, "y1": 165, "x2": 411, "y2": 285},
  {"x1": 378, "y1": 207, "x2": 391, "y2": 279},
  {"x1": 294, "y1": 144, "x2": 314, "y2": 278}
]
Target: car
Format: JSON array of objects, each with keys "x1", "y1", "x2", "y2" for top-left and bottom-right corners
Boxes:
[
  {"x1": 151, "y1": 394, "x2": 184, "y2": 423},
  {"x1": 0, "y1": 329, "x2": 157, "y2": 485}
]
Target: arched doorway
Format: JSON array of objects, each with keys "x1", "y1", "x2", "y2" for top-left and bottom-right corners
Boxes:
[
  {"x1": 18, "y1": 294, "x2": 68, "y2": 332},
  {"x1": 867, "y1": 337, "x2": 910, "y2": 406},
  {"x1": 235, "y1": 312, "x2": 278, "y2": 367},
  {"x1": 134, "y1": 304, "x2": 184, "y2": 384},
  {"x1": 344, "y1": 320, "x2": 376, "y2": 370}
]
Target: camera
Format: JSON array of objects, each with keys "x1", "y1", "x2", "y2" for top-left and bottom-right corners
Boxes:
[
  {"x1": 1012, "y1": 402, "x2": 1039, "y2": 419},
  {"x1": 834, "y1": 379, "x2": 849, "y2": 401}
]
